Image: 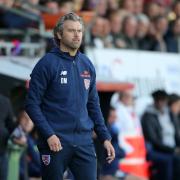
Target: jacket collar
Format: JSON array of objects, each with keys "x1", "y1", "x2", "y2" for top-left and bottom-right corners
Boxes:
[{"x1": 50, "y1": 47, "x2": 80, "y2": 61}]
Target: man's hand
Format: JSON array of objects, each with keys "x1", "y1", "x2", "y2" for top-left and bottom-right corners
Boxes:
[
  {"x1": 103, "y1": 140, "x2": 115, "y2": 163},
  {"x1": 13, "y1": 136, "x2": 27, "y2": 146},
  {"x1": 47, "y1": 135, "x2": 62, "y2": 152}
]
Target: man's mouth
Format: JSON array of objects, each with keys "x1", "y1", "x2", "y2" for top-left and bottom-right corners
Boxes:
[{"x1": 73, "y1": 39, "x2": 80, "y2": 42}]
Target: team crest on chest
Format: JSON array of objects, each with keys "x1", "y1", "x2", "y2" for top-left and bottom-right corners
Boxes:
[
  {"x1": 84, "y1": 79, "x2": 90, "y2": 90},
  {"x1": 81, "y1": 70, "x2": 91, "y2": 78},
  {"x1": 42, "y1": 155, "x2": 51, "y2": 165}
]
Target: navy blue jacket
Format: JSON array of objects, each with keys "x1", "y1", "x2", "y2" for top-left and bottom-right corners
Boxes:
[{"x1": 25, "y1": 47, "x2": 111, "y2": 147}]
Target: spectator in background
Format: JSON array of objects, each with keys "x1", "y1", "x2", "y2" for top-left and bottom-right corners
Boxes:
[
  {"x1": 137, "y1": 14, "x2": 160, "y2": 51},
  {"x1": 10, "y1": 111, "x2": 31, "y2": 147},
  {"x1": 156, "y1": 1, "x2": 169, "y2": 16},
  {"x1": 96, "y1": 0, "x2": 108, "y2": 17},
  {"x1": 44, "y1": 1, "x2": 59, "y2": 14},
  {"x1": 121, "y1": 15, "x2": 138, "y2": 49},
  {"x1": 10, "y1": 110, "x2": 34, "y2": 180},
  {"x1": 134, "y1": 0, "x2": 144, "y2": 15},
  {"x1": 113, "y1": 90, "x2": 149, "y2": 180},
  {"x1": 101, "y1": 107, "x2": 144, "y2": 180},
  {"x1": 144, "y1": 0, "x2": 173, "y2": 7},
  {"x1": 90, "y1": 16, "x2": 113, "y2": 48},
  {"x1": 27, "y1": 128, "x2": 41, "y2": 180},
  {"x1": 136, "y1": 14, "x2": 151, "y2": 49},
  {"x1": 24, "y1": 0, "x2": 40, "y2": 15},
  {"x1": 141, "y1": 90, "x2": 180, "y2": 180},
  {"x1": 2, "y1": 0, "x2": 40, "y2": 29},
  {"x1": 168, "y1": 94, "x2": 180, "y2": 135},
  {"x1": 101, "y1": 108, "x2": 125, "y2": 180},
  {"x1": 145, "y1": 2, "x2": 161, "y2": 20},
  {"x1": 73, "y1": 0, "x2": 85, "y2": 12},
  {"x1": 167, "y1": 93, "x2": 180, "y2": 180},
  {"x1": 107, "y1": 0, "x2": 120, "y2": 12},
  {"x1": 59, "y1": 0, "x2": 74, "y2": 14},
  {"x1": 10, "y1": 111, "x2": 41, "y2": 180},
  {"x1": 81, "y1": 0, "x2": 98, "y2": 11},
  {"x1": 166, "y1": 17, "x2": 180, "y2": 53},
  {"x1": 172, "y1": 1, "x2": 180, "y2": 19},
  {"x1": 151, "y1": 15, "x2": 169, "y2": 51},
  {"x1": 0, "y1": 94, "x2": 15, "y2": 180},
  {"x1": 120, "y1": 0, "x2": 134, "y2": 14},
  {"x1": 169, "y1": 94, "x2": 180, "y2": 113},
  {"x1": 108, "y1": 10, "x2": 125, "y2": 48},
  {"x1": 2, "y1": 0, "x2": 14, "y2": 7}
]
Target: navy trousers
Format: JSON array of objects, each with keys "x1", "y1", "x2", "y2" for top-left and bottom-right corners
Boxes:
[{"x1": 39, "y1": 143, "x2": 97, "y2": 180}]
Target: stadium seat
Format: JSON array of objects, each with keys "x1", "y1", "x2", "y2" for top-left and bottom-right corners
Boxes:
[{"x1": 41, "y1": 11, "x2": 95, "y2": 30}]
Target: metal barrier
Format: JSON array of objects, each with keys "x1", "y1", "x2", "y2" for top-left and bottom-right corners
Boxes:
[{"x1": 0, "y1": 41, "x2": 46, "y2": 57}]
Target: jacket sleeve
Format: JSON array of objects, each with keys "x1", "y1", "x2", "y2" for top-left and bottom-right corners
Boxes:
[
  {"x1": 87, "y1": 67, "x2": 111, "y2": 143},
  {"x1": 25, "y1": 57, "x2": 55, "y2": 140},
  {"x1": 141, "y1": 113, "x2": 175, "y2": 153}
]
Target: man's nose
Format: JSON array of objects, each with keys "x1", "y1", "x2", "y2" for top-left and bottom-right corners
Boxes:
[{"x1": 74, "y1": 31, "x2": 79, "y2": 36}]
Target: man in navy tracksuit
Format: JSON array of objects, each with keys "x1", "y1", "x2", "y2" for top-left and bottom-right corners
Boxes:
[{"x1": 25, "y1": 12, "x2": 115, "y2": 180}]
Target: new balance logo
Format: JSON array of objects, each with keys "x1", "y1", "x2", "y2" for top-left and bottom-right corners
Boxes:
[{"x1": 60, "y1": 71, "x2": 67, "y2": 76}]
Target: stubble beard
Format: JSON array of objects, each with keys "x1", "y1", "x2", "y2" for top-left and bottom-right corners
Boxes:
[{"x1": 62, "y1": 39, "x2": 81, "y2": 51}]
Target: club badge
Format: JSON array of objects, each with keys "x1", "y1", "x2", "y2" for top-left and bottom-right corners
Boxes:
[
  {"x1": 84, "y1": 79, "x2": 90, "y2": 90},
  {"x1": 42, "y1": 155, "x2": 50, "y2": 166}
]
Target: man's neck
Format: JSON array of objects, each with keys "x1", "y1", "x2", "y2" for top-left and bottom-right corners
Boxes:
[{"x1": 60, "y1": 44, "x2": 77, "y2": 56}]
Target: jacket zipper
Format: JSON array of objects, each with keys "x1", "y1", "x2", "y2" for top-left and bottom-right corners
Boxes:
[{"x1": 72, "y1": 60, "x2": 80, "y2": 137}]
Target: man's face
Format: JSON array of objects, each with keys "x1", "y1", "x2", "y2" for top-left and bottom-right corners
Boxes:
[
  {"x1": 124, "y1": 18, "x2": 138, "y2": 38},
  {"x1": 122, "y1": 91, "x2": 134, "y2": 106},
  {"x1": 156, "y1": 18, "x2": 168, "y2": 34},
  {"x1": 137, "y1": 21, "x2": 149, "y2": 38},
  {"x1": 60, "y1": 20, "x2": 83, "y2": 50},
  {"x1": 110, "y1": 15, "x2": 122, "y2": 34},
  {"x1": 156, "y1": 99, "x2": 167, "y2": 111},
  {"x1": 173, "y1": 19, "x2": 180, "y2": 35},
  {"x1": 171, "y1": 100, "x2": 180, "y2": 115},
  {"x1": 108, "y1": 110, "x2": 117, "y2": 124}
]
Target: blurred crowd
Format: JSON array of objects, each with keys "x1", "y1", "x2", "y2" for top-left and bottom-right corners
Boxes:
[
  {"x1": 0, "y1": 0, "x2": 180, "y2": 53},
  {"x1": 88, "y1": 0, "x2": 180, "y2": 53},
  {"x1": 100, "y1": 89, "x2": 180, "y2": 180},
  {"x1": 0, "y1": 92, "x2": 41, "y2": 180}
]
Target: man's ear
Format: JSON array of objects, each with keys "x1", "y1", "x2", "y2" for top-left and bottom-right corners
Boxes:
[{"x1": 57, "y1": 32, "x2": 61, "y2": 40}]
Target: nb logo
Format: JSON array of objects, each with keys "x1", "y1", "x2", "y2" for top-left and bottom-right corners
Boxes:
[{"x1": 60, "y1": 71, "x2": 67, "y2": 76}]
